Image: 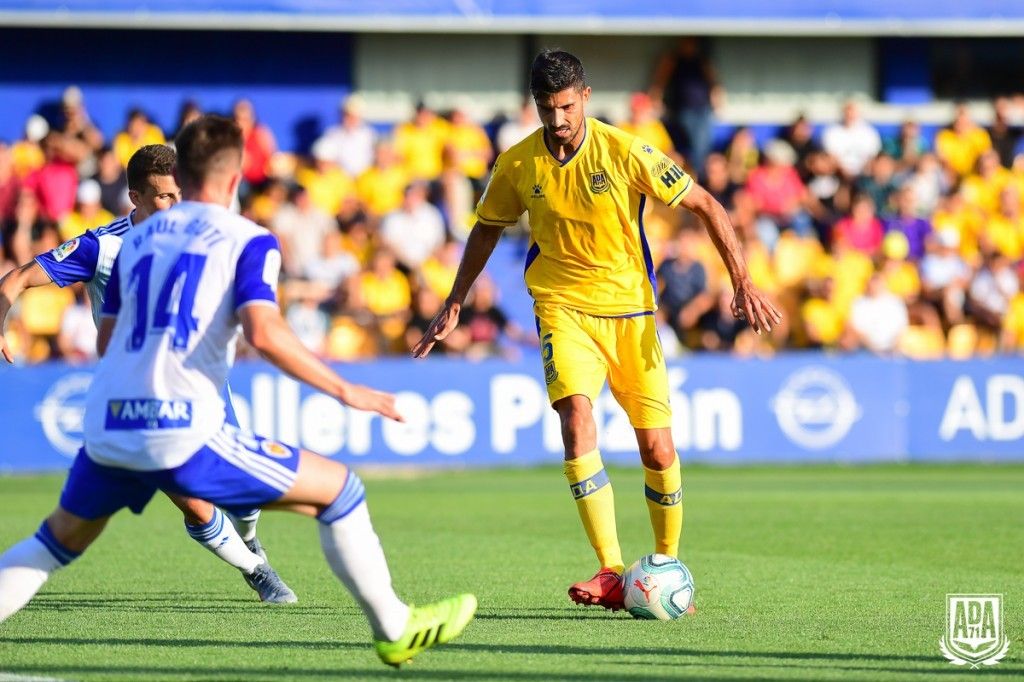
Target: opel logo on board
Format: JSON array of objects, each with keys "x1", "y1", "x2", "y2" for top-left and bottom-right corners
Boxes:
[{"x1": 772, "y1": 367, "x2": 861, "y2": 449}]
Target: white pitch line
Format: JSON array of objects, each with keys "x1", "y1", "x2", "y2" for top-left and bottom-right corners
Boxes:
[{"x1": 0, "y1": 673, "x2": 72, "y2": 682}]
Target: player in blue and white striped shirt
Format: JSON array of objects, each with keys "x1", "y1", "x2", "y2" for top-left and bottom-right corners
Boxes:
[
  {"x1": 0, "y1": 144, "x2": 295, "y2": 603},
  {"x1": 0, "y1": 117, "x2": 476, "y2": 666}
]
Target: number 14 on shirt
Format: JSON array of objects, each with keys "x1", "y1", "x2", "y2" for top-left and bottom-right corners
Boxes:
[{"x1": 124, "y1": 252, "x2": 208, "y2": 351}]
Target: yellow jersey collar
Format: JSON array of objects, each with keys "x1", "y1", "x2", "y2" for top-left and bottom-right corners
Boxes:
[{"x1": 543, "y1": 118, "x2": 589, "y2": 168}]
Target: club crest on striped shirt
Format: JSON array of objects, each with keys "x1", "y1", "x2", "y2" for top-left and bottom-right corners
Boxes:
[{"x1": 260, "y1": 440, "x2": 291, "y2": 459}]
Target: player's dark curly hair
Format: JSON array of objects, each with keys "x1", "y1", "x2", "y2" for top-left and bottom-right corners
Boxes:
[
  {"x1": 530, "y1": 49, "x2": 587, "y2": 98},
  {"x1": 126, "y1": 144, "x2": 176, "y2": 192},
  {"x1": 174, "y1": 114, "x2": 243, "y2": 189}
]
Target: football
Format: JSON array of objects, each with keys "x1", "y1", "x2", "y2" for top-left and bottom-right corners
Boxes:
[{"x1": 622, "y1": 554, "x2": 695, "y2": 620}]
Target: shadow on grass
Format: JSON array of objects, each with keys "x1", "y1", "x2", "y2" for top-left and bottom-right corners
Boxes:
[
  {"x1": 27, "y1": 595, "x2": 624, "y2": 621},
  {"x1": 8, "y1": 599, "x2": 1022, "y2": 679},
  {"x1": 3, "y1": 660, "x2": 1020, "y2": 681},
  {"x1": 24, "y1": 592, "x2": 338, "y2": 616},
  {"x1": 0, "y1": 663, "x2": 841, "y2": 682},
  {"x1": 28, "y1": 598, "x2": 619, "y2": 620},
  {"x1": 5, "y1": 636, "x2": 1022, "y2": 674}
]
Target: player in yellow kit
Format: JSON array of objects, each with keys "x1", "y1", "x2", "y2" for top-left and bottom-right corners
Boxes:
[{"x1": 413, "y1": 50, "x2": 781, "y2": 610}]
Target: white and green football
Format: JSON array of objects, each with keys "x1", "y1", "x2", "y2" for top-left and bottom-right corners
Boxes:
[{"x1": 622, "y1": 553, "x2": 694, "y2": 620}]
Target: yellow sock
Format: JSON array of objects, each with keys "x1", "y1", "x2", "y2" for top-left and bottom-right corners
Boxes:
[
  {"x1": 564, "y1": 450, "x2": 623, "y2": 573},
  {"x1": 644, "y1": 455, "x2": 683, "y2": 557}
]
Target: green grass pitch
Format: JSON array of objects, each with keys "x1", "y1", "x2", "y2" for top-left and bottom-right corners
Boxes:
[{"x1": 0, "y1": 464, "x2": 1021, "y2": 681}]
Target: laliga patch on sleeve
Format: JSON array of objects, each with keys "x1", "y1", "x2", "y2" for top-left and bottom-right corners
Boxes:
[
  {"x1": 650, "y1": 156, "x2": 673, "y2": 178},
  {"x1": 52, "y1": 238, "x2": 80, "y2": 263}
]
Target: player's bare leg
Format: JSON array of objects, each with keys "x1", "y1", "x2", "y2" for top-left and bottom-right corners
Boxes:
[
  {"x1": 166, "y1": 493, "x2": 296, "y2": 604},
  {"x1": 557, "y1": 395, "x2": 599, "y2": 458},
  {"x1": 169, "y1": 492, "x2": 215, "y2": 525},
  {"x1": 43, "y1": 507, "x2": 110, "y2": 552},
  {"x1": 557, "y1": 395, "x2": 625, "y2": 610},
  {"x1": 0, "y1": 507, "x2": 108, "y2": 623},
  {"x1": 265, "y1": 449, "x2": 475, "y2": 666}
]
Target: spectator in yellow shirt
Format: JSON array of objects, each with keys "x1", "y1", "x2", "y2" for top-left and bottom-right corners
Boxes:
[
  {"x1": 11, "y1": 115, "x2": 47, "y2": 179},
  {"x1": 879, "y1": 231, "x2": 920, "y2": 300},
  {"x1": 393, "y1": 102, "x2": 449, "y2": 181},
  {"x1": 987, "y1": 185, "x2": 1024, "y2": 261},
  {"x1": 724, "y1": 127, "x2": 760, "y2": 183},
  {"x1": 932, "y1": 191, "x2": 984, "y2": 265},
  {"x1": 773, "y1": 229, "x2": 824, "y2": 291},
  {"x1": 879, "y1": 229, "x2": 944, "y2": 332},
  {"x1": 999, "y1": 264, "x2": 1024, "y2": 352},
  {"x1": 961, "y1": 149, "x2": 1011, "y2": 216},
  {"x1": 823, "y1": 240, "x2": 875, "y2": 313},
  {"x1": 435, "y1": 145, "x2": 476, "y2": 241},
  {"x1": 360, "y1": 249, "x2": 412, "y2": 318},
  {"x1": 336, "y1": 196, "x2": 374, "y2": 268},
  {"x1": 249, "y1": 178, "x2": 288, "y2": 226},
  {"x1": 446, "y1": 105, "x2": 492, "y2": 183},
  {"x1": 419, "y1": 241, "x2": 462, "y2": 300},
  {"x1": 935, "y1": 104, "x2": 992, "y2": 178},
  {"x1": 801, "y1": 277, "x2": 846, "y2": 348},
  {"x1": 59, "y1": 179, "x2": 114, "y2": 241},
  {"x1": 296, "y1": 139, "x2": 355, "y2": 217},
  {"x1": 617, "y1": 92, "x2": 675, "y2": 161},
  {"x1": 356, "y1": 141, "x2": 409, "y2": 217},
  {"x1": 113, "y1": 108, "x2": 165, "y2": 168},
  {"x1": 359, "y1": 249, "x2": 412, "y2": 348}
]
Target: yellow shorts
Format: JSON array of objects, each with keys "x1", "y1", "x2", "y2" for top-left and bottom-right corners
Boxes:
[{"x1": 534, "y1": 303, "x2": 671, "y2": 429}]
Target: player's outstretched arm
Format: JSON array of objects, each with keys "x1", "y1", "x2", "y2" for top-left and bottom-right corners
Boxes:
[
  {"x1": 0, "y1": 261, "x2": 55, "y2": 363},
  {"x1": 411, "y1": 221, "x2": 504, "y2": 358},
  {"x1": 240, "y1": 303, "x2": 403, "y2": 421},
  {"x1": 679, "y1": 184, "x2": 783, "y2": 334}
]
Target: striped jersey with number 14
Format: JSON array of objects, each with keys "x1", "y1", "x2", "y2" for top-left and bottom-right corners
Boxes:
[{"x1": 83, "y1": 201, "x2": 282, "y2": 472}]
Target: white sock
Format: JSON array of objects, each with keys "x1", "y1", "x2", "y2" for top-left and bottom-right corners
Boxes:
[
  {"x1": 185, "y1": 508, "x2": 263, "y2": 574},
  {"x1": 0, "y1": 536, "x2": 64, "y2": 623},
  {"x1": 319, "y1": 502, "x2": 410, "y2": 641},
  {"x1": 227, "y1": 509, "x2": 261, "y2": 543}
]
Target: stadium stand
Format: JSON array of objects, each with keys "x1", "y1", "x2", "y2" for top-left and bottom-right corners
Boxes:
[{"x1": 3, "y1": 9, "x2": 1024, "y2": 363}]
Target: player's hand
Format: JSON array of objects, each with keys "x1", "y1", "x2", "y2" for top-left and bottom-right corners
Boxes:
[
  {"x1": 0, "y1": 333, "x2": 13, "y2": 364},
  {"x1": 411, "y1": 300, "x2": 462, "y2": 359},
  {"x1": 731, "y1": 279, "x2": 783, "y2": 334},
  {"x1": 339, "y1": 383, "x2": 405, "y2": 422}
]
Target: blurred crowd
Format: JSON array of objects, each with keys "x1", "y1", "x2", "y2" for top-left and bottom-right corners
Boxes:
[
  {"x1": 657, "y1": 96, "x2": 1024, "y2": 359},
  {"x1": 3, "y1": 76, "x2": 1024, "y2": 364}
]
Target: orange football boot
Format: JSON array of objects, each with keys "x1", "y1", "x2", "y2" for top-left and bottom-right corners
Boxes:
[{"x1": 568, "y1": 568, "x2": 624, "y2": 610}]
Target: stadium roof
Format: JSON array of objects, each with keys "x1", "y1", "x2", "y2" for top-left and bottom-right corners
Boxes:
[{"x1": 3, "y1": 0, "x2": 1024, "y2": 35}]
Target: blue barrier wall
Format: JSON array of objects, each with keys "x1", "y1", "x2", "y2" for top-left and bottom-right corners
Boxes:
[{"x1": 3, "y1": 355, "x2": 1023, "y2": 472}]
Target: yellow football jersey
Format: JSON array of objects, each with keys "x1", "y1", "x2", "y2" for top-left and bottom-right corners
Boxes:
[{"x1": 476, "y1": 118, "x2": 694, "y2": 316}]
